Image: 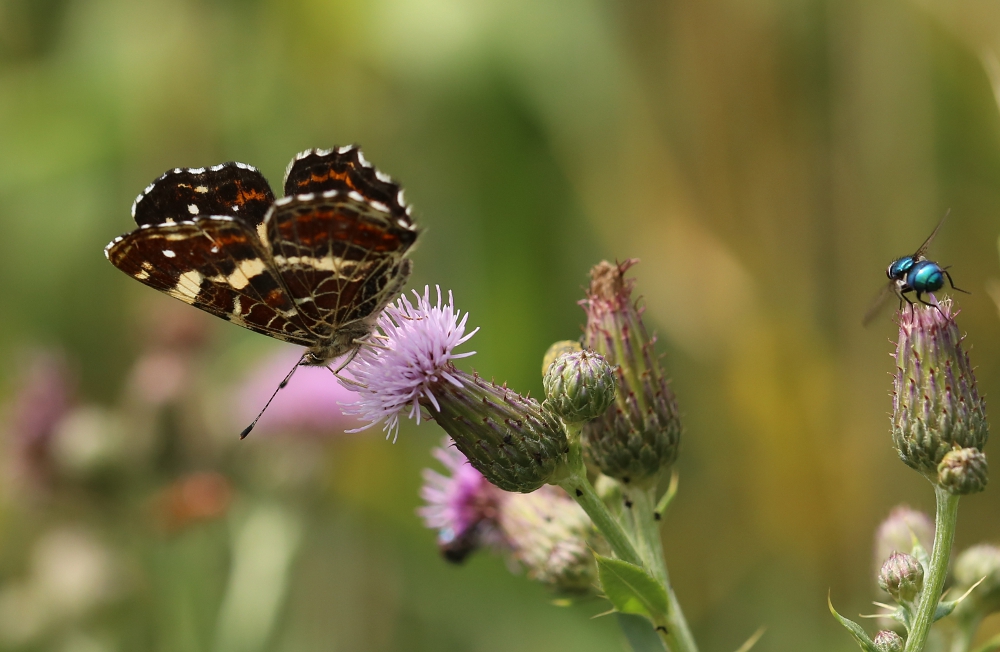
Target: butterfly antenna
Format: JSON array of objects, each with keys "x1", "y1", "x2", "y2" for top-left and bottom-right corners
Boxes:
[{"x1": 240, "y1": 353, "x2": 307, "y2": 439}]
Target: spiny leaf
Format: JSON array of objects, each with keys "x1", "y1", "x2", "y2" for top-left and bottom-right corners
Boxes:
[
  {"x1": 596, "y1": 556, "x2": 668, "y2": 618},
  {"x1": 828, "y1": 592, "x2": 879, "y2": 652}
]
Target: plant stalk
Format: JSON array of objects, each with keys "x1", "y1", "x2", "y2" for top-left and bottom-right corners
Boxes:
[
  {"x1": 905, "y1": 485, "x2": 960, "y2": 652},
  {"x1": 555, "y1": 424, "x2": 642, "y2": 567},
  {"x1": 630, "y1": 486, "x2": 699, "y2": 652}
]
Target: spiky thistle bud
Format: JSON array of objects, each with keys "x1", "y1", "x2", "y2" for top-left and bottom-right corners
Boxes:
[
  {"x1": 543, "y1": 350, "x2": 616, "y2": 424},
  {"x1": 873, "y1": 630, "x2": 904, "y2": 652},
  {"x1": 874, "y1": 505, "x2": 934, "y2": 569},
  {"x1": 343, "y1": 287, "x2": 567, "y2": 493},
  {"x1": 499, "y1": 485, "x2": 600, "y2": 593},
  {"x1": 542, "y1": 340, "x2": 582, "y2": 376},
  {"x1": 580, "y1": 260, "x2": 681, "y2": 484},
  {"x1": 433, "y1": 375, "x2": 567, "y2": 493},
  {"x1": 937, "y1": 447, "x2": 989, "y2": 495},
  {"x1": 892, "y1": 300, "x2": 988, "y2": 482},
  {"x1": 878, "y1": 552, "x2": 925, "y2": 603}
]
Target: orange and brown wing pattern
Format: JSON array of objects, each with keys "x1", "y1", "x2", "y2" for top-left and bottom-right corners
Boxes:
[
  {"x1": 105, "y1": 216, "x2": 316, "y2": 346},
  {"x1": 282, "y1": 147, "x2": 412, "y2": 227},
  {"x1": 263, "y1": 190, "x2": 418, "y2": 337},
  {"x1": 132, "y1": 162, "x2": 275, "y2": 229}
]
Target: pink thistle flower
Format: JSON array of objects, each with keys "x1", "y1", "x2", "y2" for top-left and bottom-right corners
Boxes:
[
  {"x1": 340, "y1": 286, "x2": 477, "y2": 441},
  {"x1": 418, "y1": 438, "x2": 506, "y2": 562},
  {"x1": 343, "y1": 286, "x2": 566, "y2": 492}
]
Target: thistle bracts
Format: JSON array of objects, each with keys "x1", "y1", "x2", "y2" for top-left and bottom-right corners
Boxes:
[
  {"x1": 432, "y1": 372, "x2": 567, "y2": 493},
  {"x1": 891, "y1": 300, "x2": 988, "y2": 483},
  {"x1": 542, "y1": 340, "x2": 583, "y2": 376},
  {"x1": 873, "y1": 630, "x2": 904, "y2": 652},
  {"x1": 581, "y1": 260, "x2": 680, "y2": 484},
  {"x1": 878, "y1": 552, "x2": 924, "y2": 604},
  {"x1": 543, "y1": 349, "x2": 616, "y2": 424},
  {"x1": 937, "y1": 447, "x2": 988, "y2": 495}
]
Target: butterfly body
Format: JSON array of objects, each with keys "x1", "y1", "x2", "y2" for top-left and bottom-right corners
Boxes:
[{"x1": 106, "y1": 147, "x2": 418, "y2": 365}]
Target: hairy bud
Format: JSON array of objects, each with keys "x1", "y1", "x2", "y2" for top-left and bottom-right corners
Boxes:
[{"x1": 580, "y1": 260, "x2": 681, "y2": 484}]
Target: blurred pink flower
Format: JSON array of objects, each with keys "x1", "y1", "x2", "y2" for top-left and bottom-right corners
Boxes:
[
  {"x1": 418, "y1": 438, "x2": 506, "y2": 563},
  {"x1": 4, "y1": 351, "x2": 75, "y2": 488},
  {"x1": 236, "y1": 349, "x2": 363, "y2": 436}
]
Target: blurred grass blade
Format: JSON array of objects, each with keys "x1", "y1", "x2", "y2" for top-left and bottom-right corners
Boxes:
[
  {"x1": 213, "y1": 503, "x2": 303, "y2": 652},
  {"x1": 733, "y1": 627, "x2": 765, "y2": 652}
]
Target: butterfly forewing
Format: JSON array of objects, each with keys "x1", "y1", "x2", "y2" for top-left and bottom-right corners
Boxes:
[
  {"x1": 107, "y1": 148, "x2": 419, "y2": 365},
  {"x1": 264, "y1": 192, "x2": 417, "y2": 334},
  {"x1": 283, "y1": 147, "x2": 411, "y2": 223},
  {"x1": 105, "y1": 217, "x2": 316, "y2": 346},
  {"x1": 132, "y1": 163, "x2": 275, "y2": 228}
]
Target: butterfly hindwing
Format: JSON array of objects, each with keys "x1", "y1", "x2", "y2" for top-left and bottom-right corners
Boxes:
[
  {"x1": 263, "y1": 191, "x2": 417, "y2": 336},
  {"x1": 105, "y1": 217, "x2": 316, "y2": 346},
  {"x1": 108, "y1": 148, "x2": 420, "y2": 365},
  {"x1": 132, "y1": 163, "x2": 276, "y2": 229}
]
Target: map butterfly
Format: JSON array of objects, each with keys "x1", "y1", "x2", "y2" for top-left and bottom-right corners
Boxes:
[{"x1": 105, "y1": 146, "x2": 418, "y2": 383}]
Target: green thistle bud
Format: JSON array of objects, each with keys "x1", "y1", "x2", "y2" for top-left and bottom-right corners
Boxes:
[
  {"x1": 878, "y1": 551, "x2": 924, "y2": 603},
  {"x1": 498, "y1": 485, "x2": 601, "y2": 593},
  {"x1": 937, "y1": 447, "x2": 989, "y2": 495},
  {"x1": 953, "y1": 544, "x2": 1000, "y2": 617},
  {"x1": 873, "y1": 630, "x2": 904, "y2": 652},
  {"x1": 892, "y1": 300, "x2": 988, "y2": 481},
  {"x1": 580, "y1": 260, "x2": 681, "y2": 484},
  {"x1": 543, "y1": 350, "x2": 616, "y2": 424},
  {"x1": 433, "y1": 373, "x2": 568, "y2": 493},
  {"x1": 542, "y1": 340, "x2": 582, "y2": 376}
]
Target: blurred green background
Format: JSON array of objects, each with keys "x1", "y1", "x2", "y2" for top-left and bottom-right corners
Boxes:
[{"x1": 2, "y1": 0, "x2": 1000, "y2": 650}]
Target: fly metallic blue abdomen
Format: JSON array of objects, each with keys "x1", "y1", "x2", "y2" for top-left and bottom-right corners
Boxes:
[
  {"x1": 906, "y1": 260, "x2": 944, "y2": 294},
  {"x1": 862, "y1": 210, "x2": 968, "y2": 326}
]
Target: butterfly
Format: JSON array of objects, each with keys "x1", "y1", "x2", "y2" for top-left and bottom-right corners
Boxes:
[{"x1": 105, "y1": 146, "x2": 418, "y2": 370}]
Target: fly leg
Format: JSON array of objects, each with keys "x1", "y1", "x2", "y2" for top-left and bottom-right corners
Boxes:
[{"x1": 942, "y1": 268, "x2": 971, "y2": 294}]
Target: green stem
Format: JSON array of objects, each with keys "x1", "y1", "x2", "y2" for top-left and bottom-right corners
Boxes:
[
  {"x1": 905, "y1": 485, "x2": 960, "y2": 652},
  {"x1": 555, "y1": 424, "x2": 642, "y2": 567},
  {"x1": 631, "y1": 486, "x2": 699, "y2": 652}
]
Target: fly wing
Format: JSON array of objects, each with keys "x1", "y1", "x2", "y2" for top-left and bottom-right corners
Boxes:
[
  {"x1": 862, "y1": 281, "x2": 900, "y2": 327},
  {"x1": 912, "y1": 209, "x2": 950, "y2": 261}
]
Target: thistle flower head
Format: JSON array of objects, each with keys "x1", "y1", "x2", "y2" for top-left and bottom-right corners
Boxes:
[
  {"x1": 499, "y1": 485, "x2": 600, "y2": 593},
  {"x1": 341, "y1": 286, "x2": 478, "y2": 441},
  {"x1": 892, "y1": 300, "x2": 988, "y2": 481},
  {"x1": 418, "y1": 439, "x2": 506, "y2": 563},
  {"x1": 342, "y1": 286, "x2": 567, "y2": 492},
  {"x1": 580, "y1": 260, "x2": 681, "y2": 484},
  {"x1": 878, "y1": 551, "x2": 925, "y2": 603}
]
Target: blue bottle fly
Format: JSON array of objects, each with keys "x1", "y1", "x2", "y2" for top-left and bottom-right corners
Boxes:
[{"x1": 863, "y1": 211, "x2": 968, "y2": 326}]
